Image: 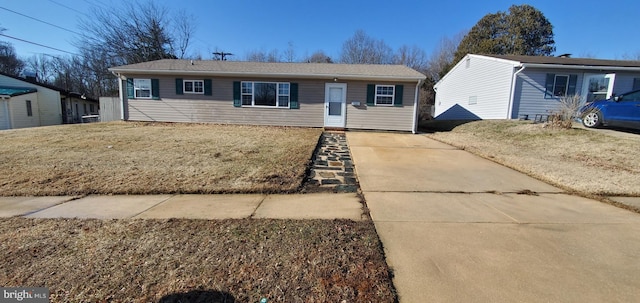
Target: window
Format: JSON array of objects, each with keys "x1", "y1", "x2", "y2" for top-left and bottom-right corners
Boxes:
[
  {"x1": 544, "y1": 74, "x2": 577, "y2": 98},
  {"x1": 633, "y1": 78, "x2": 640, "y2": 91},
  {"x1": 134, "y1": 79, "x2": 152, "y2": 98},
  {"x1": 184, "y1": 80, "x2": 204, "y2": 94},
  {"x1": 26, "y1": 100, "x2": 32, "y2": 116},
  {"x1": 83, "y1": 104, "x2": 88, "y2": 114},
  {"x1": 240, "y1": 81, "x2": 290, "y2": 107},
  {"x1": 90, "y1": 104, "x2": 95, "y2": 113},
  {"x1": 375, "y1": 85, "x2": 395, "y2": 106}
]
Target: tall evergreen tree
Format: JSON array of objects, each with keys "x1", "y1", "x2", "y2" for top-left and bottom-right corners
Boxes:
[{"x1": 452, "y1": 4, "x2": 555, "y2": 65}]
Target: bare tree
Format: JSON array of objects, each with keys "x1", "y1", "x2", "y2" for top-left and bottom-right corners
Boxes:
[
  {"x1": 394, "y1": 45, "x2": 427, "y2": 72},
  {"x1": 284, "y1": 42, "x2": 296, "y2": 62},
  {"x1": 76, "y1": 1, "x2": 196, "y2": 65},
  {"x1": 25, "y1": 54, "x2": 55, "y2": 83},
  {"x1": 426, "y1": 32, "x2": 465, "y2": 82},
  {"x1": 172, "y1": 11, "x2": 196, "y2": 59},
  {"x1": 0, "y1": 41, "x2": 24, "y2": 76},
  {"x1": 305, "y1": 50, "x2": 333, "y2": 63},
  {"x1": 245, "y1": 49, "x2": 281, "y2": 62},
  {"x1": 340, "y1": 30, "x2": 393, "y2": 64}
]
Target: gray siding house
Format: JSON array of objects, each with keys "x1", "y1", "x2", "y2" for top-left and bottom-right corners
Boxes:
[
  {"x1": 108, "y1": 60, "x2": 426, "y2": 132},
  {"x1": 433, "y1": 54, "x2": 640, "y2": 120}
]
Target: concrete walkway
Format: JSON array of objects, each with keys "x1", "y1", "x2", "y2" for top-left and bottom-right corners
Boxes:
[
  {"x1": 347, "y1": 132, "x2": 640, "y2": 303},
  {"x1": 0, "y1": 193, "x2": 364, "y2": 220}
]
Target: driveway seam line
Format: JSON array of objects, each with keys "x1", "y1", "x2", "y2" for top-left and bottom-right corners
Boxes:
[
  {"x1": 249, "y1": 194, "x2": 268, "y2": 219},
  {"x1": 129, "y1": 194, "x2": 176, "y2": 219}
]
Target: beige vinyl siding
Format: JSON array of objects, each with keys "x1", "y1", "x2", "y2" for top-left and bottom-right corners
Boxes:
[
  {"x1": 345, "y1": 81, "x2": 416, "y2": 131},
  {"x1": 0, "y1": 75, "x2": 62, "y2": 126},
  {"x1": 9, "y1": 94, "x2": 40, "y2": 129},
  {"x1": 0, "y1": 100, "x2": 9, "y2": 129},
  {"x1": 126, "y1": 76, "x2": 324, "y2": 127}
]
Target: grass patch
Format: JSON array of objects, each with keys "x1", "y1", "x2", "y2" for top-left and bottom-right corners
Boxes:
[
  {"x1": 0, "y1": 122, "x2": 322, "y2": 196},
  {"x1": 427, "y1": 120, "x2": 640, "y2": 196},
  {"x1": 0, "y1": 217, "x2": 396, "y2": 302}
]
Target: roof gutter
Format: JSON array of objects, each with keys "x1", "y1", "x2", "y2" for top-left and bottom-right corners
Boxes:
[
  {"x1": 107, "y1": 68, "x2": 425, "y2": 82},
  {"x1": 412, "y1": 79, "x2": 423, "y2": 134},
  {"x1": 507, "y1": 65, "x2": 526, "y2": 119},
  {"x1": 520, "y1": 63, "x2": 640, "y2": 72}
]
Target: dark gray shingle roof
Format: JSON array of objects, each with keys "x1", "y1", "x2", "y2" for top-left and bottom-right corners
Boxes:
[{"x1": 109, "y1": 59, "x2": 426, "y2": 81}]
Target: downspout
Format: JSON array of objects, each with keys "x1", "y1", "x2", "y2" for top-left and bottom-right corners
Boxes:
[
  {"x1": 111, "y1": 71, "x2": 125, "y2": 120},
  {"x1": 412, "y1": 79, "x2": 423, "y2": 134},
  {"x1": 507, "y1": 65, "x2": 526, "y2": 119}
]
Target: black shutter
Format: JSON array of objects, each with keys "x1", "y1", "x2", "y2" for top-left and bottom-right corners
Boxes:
[
  {"x1": 394, "y1": 85, "x2": 404, "y2": 107},
  {"x1": 233, "y1": 81, "x2": 241, "y2": 107},
  {"x1": 290, "y1": 83, "x2": 299, "y2": 109},
  {"x1": 151, "y1": 79, "x2": 160, "y2": 99},
  {"x1": 366, "y1": 84, "x2": 375, "y2": 106},
  {"x1": 175, "y1": 78, "x2": 183, "y2": 95},
  {"x1": 204, "y1": 79, "x2": 212, "y2": 96},
  {"x1": 567, "y1": 75, "x2": 577, "y2": 95},
  {"x1": 544, "y1": 74, "x2": 555, "y2": 98},
  {"x1": 126, "y1": 79, "x2": 134, "y2": 99}
]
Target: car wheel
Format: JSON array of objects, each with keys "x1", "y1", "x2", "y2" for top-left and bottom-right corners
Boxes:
[{"x1": 582, "y1": 110, "x2": 602, "y2": 128}]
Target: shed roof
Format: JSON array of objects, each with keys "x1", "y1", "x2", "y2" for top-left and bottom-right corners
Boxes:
[
  {"x1": 0, "y1": 86, "x2": 37, "y2": 97},
  {"x1": 109, "y1": 59, "x2": 426, "y2": 81},
  {"x1": 482, "y1": 54, "x2": 640, "y2": 68}
]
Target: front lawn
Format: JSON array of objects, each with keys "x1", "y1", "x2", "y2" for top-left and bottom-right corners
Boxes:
[
  {"x1": 0, "y1": 218, "x2": 396, "y2": 303},
  {"x1": 0, "y1": 122, "x2": 322, "y2": 196},
  {"x1": 426, "y1": 120, "x2": 640, "y2": 196}
]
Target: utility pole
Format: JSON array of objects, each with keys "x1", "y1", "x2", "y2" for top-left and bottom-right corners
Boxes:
[{"x1": 213, "y1": 51, "x2": 233, "y2": 61}]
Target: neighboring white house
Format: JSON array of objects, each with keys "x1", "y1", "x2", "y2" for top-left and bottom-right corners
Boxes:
[
  {"x1": 0, "y1": 72, "x2": 99, "y2": 130},
  {"x1": 433, "y1": 54, "x2": 640, "y2": 120}
]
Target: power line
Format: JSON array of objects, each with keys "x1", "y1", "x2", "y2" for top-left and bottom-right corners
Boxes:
[
  {"x1": 48, "y1": 0, "x2": 85, "y2": 15},
  {"x1": 0, "y1": 33, "x2": 77, "y2": 56},
  {"x1": 0, "y1": 6, "x2": 83, "y2": 36}
]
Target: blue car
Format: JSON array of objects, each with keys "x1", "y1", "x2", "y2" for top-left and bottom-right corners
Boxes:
[{"x1": 580, "y1": 89, "x2": 640, "y2": 129}]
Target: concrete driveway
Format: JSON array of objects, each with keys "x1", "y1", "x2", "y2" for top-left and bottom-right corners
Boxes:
[{"x1": 348, "y1": 132, "x2": 640, "y2": 303}]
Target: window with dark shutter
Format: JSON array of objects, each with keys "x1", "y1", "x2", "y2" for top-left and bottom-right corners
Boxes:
[
  {"x1": 290, "y1": 83, "x2": 299, "y2": 109},
  {"x1": 233, "y1": 81, "x2": 241, "y2": 107},
  {"x1": 175, "y1": 78, "x2": 183, "y2": 95},
  {"x1": 394, "y1": 85, "x2": 403, "y2": 107},
  {"x1": 366, "y1": 84, "x2": 375, "y2": 106}
]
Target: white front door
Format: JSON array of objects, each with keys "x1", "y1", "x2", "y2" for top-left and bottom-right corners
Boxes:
[
  {"x1": 0, "y1": 100, "x2": 9, "y2": 130},
  {"x1": 324, "y1": 83, "x2": 346, "y2": 127},
  {"x1": 582, "y1": 73, "x2": 616, "y2": 103}
]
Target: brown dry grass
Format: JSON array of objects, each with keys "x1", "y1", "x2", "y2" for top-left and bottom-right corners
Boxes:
[
  {"x1": 426, "y1": 120, "x2": 640, "y2": 196},
  {"x1": 0, "y1": 122, "x2": 322, "y2": 196},
  {"x1": 0, "y1": 217, "x2": 396, "y2": 303}
]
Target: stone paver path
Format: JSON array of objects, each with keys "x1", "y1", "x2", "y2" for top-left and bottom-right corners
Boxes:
[{"x1": 304, "y1": 132, "x2": 358, "y2": 193}]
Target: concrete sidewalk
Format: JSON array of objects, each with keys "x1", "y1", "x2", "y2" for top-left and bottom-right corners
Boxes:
[
  {"x1": 0, "y1": 193, "x2": 364, "y2": 220},
  {"x1": 348, "y1": 131, "x2": 640, "y2": 303}
]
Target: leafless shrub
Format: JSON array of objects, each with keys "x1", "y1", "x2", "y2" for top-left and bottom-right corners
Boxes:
[{"x1": 546, "y1": 94, "x2": 583, "y2": 129}]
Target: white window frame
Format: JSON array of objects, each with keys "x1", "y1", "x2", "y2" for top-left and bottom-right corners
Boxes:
[
  {"x1": 184, "y1": 80, "x2": 204, "y2": 94},
  {"x1": 240, "y1": 81, "x2": 291, "y2": 108},
  {"x1": 552, "y1": 75, "x2": 569, "y2": 97},
  {"x1": 375, "y1": 85, "x2": 395, "y2": 106},
  {"x1": 134, "y1": 79, "x2": 152, "y2": 99}
]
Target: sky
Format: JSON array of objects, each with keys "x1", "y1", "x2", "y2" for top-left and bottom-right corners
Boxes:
[{"x1": 1, "y1": 0, "x2": 640, "y2": 64}]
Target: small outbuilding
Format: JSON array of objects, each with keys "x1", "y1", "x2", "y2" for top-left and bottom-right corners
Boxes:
[
  {"x1": 109, "y1": 60, "x2": 426, "y2": 132},
  {"x1": 433, "y1": 54, "x2": 640, "y2": 120}
]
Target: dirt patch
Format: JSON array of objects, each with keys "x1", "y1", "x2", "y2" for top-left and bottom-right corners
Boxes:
[
  {"x1": 427, "y1": 120, "x2": 640, "y2": 196},
  {"x1": 0, "y1": 122, "x2": 322, "y2": 196},
  {"x1": 0, "y1": 217, "x2": 396, "y2": 303}
]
